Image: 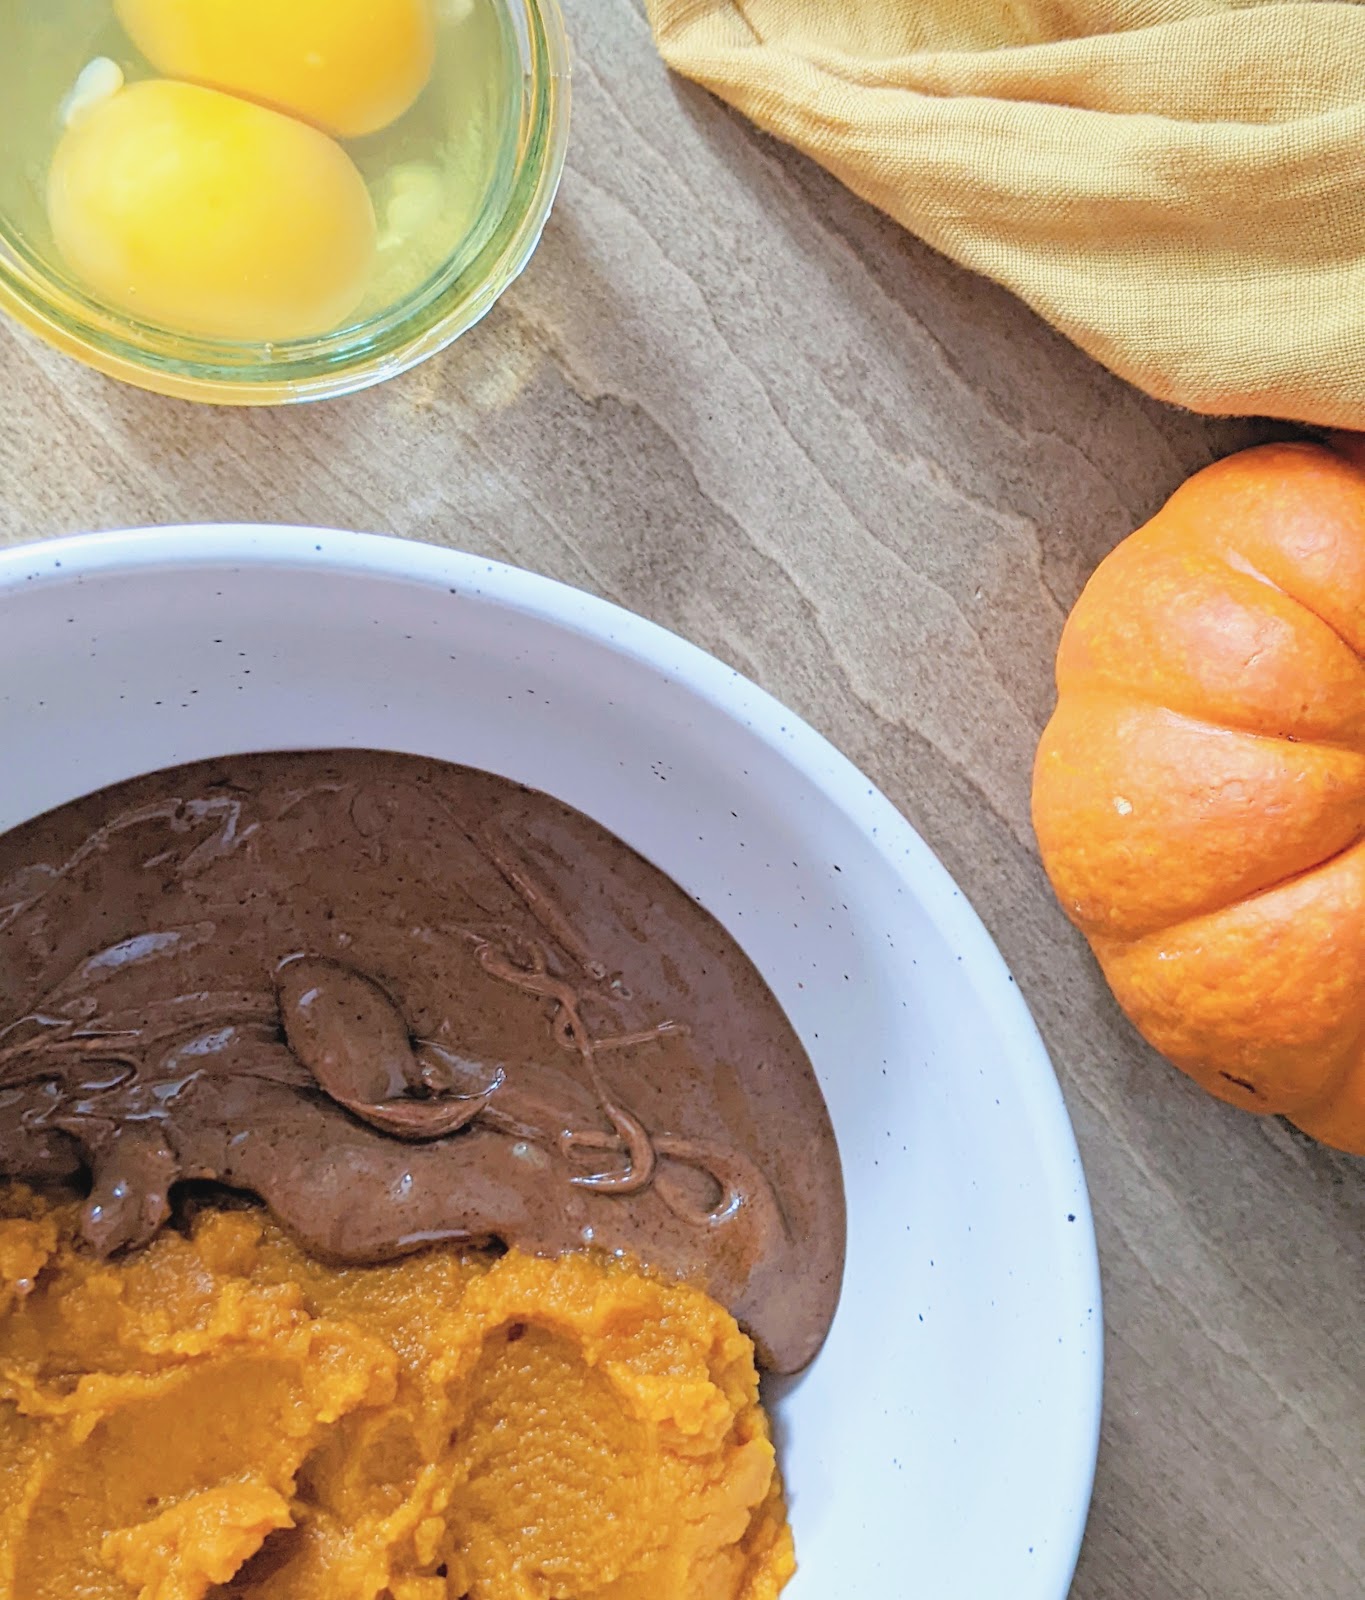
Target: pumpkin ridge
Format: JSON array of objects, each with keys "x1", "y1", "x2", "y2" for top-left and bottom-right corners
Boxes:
[
  {"x1": 1057, "y1": 684, "x2": 1365, "y2": 759},
  {"x1": 1219, "y1": 546, "x2": 1365, "y2": 672},
  {"x1": 1055, "y1": 545, "x2": 1365, "y2": 749},
  {"x1": 1034, "y1": 692, "x2": 1365, "y2": 942},
  {"x1": 1115, "y1": 827, "x2": 1365, "y2": 953}
]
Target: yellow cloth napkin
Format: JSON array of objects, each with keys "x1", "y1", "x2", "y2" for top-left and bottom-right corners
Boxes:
[{"x1": 646, "y1": 1, "x2": 1365, "y2": 429}]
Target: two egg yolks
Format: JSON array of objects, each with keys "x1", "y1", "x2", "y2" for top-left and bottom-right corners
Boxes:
[{"x1": 48, "y1": 1, "x2": 436, "y2": 343}]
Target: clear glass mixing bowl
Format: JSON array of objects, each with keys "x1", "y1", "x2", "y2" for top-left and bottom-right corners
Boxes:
[{"x1": 0, "y1": 0, "x2": 569, "y2": 404}]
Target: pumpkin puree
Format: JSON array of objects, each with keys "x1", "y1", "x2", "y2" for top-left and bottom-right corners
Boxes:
[{"x1": 0, "y1": 1187, "x2": 794, "y2": 1600}]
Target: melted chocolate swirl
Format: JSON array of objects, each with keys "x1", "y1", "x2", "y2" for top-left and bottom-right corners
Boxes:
[{"x1": 0, "y1": 752, "x2": 846, "y2": 1373}]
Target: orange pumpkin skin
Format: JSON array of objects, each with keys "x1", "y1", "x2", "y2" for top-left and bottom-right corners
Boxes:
[{"x1": 1033, "y1": 439, "x2": 1365, "y2": 1155}]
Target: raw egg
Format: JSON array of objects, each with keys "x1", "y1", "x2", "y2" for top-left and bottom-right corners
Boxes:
[
  {"x1": 114, "y1": 0, "x2": 437, "y2": 139},
  {"x1": 47, "y1": 79, "x2": 377, "y2": 343}
]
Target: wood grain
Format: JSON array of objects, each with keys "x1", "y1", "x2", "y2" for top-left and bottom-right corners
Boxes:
[{"x1": 1, "y1": 2, "x2": 1361, "y2": 1594}]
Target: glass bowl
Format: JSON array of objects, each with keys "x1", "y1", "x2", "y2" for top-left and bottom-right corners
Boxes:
[{"x1": 0, "y1": 1, "x2": 569, "y2": 404}]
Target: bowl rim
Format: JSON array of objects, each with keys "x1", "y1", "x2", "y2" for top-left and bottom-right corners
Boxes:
[
  {"x1": 0, "y1": 523, "x2": 1104, "y2": 1596},
  {"x1": 0, "y1": 0, "x2": 571, "y2": 405}
]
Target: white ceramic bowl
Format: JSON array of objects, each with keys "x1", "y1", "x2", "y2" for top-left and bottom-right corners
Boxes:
[{"x1": 0, "y1": 527, "x2": 1101, "y2": 1599}]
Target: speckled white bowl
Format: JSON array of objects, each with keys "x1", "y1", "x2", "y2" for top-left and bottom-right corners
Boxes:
[{"x1": 0, "y1": 527, "x2": 1101, "y2": 1599}]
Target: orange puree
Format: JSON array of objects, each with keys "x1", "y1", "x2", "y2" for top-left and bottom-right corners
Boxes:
[{"x1": 0, "y1": 1188, "x2": 795, "y2": 1600}]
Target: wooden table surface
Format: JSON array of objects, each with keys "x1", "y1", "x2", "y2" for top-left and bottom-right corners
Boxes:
[{"x1": 2, "y1": 4, "x2": 1362, "y2": 1595}]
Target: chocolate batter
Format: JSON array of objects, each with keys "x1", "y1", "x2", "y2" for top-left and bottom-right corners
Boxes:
[{"x1": 0, "y1": 752, "x2": 845, "y2": 1372}]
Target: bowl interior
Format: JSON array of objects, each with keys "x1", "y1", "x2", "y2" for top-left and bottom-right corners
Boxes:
[
  {"x1": 0, "y1": 1, "x2": 569, "y2": 402},
  {"x1": 0, "y1": 528, "x2": 1101, "y2": 1599}
]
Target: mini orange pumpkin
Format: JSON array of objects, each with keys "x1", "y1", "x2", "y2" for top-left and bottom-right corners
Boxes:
[{"x1": 1033, "y1": 438, "x2": 1365, "y2": 1155}]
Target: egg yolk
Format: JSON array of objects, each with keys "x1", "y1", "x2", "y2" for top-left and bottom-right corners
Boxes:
[
  {"x1": 47, "y1": 79, "x2": 377, "y2": 343},
  {"x1": 114, "y1": 0, "x2": 437, "y2": 139}
]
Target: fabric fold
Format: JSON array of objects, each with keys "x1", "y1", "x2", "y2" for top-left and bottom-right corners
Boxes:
[{"x1": 647, "y1": 0, "x2": 1365, "y2": 427}]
